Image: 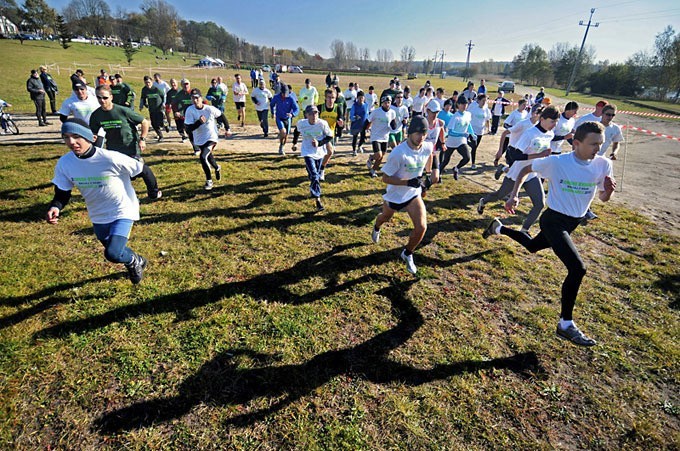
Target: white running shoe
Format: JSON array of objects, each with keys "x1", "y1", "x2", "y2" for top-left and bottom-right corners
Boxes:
[
  {"x1": 319, "y1": 169, "x2": 325, "y2": 181},
  {"x1": 369, "y1": 169, "x2": 377, "y2": 178},
  {"x1": 366, "y1": 157, "x2": 373, "y2": 170},
  {"x1": 204, "y1": 180, "x2": 213, "y2": 191},
  {"x1": 400, "y1": 249, "x2": 417, "y2": 274},
  {"x1": 477, "y1": 197, "x2": 486, "y2": 215},
  {"x1": 371, "y1": 227, "x2": 380, "y2": 244}
]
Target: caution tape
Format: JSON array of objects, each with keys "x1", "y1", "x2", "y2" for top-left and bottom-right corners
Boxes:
[
  {"x1": 484, "y1": 99, "x2": 680, "y2": 119},
  {"x1": 621, "y1": 125, "x2": 680, "y2": 142}
]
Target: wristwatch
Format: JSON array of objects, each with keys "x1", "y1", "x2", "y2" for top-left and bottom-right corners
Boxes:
[{"x1": 139, "y1": 137, "x2": 146, "y2": 142}]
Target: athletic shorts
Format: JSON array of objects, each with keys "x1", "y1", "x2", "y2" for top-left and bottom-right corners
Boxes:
[
  {"x1": 387, "y1": 195, "x2": 418, "y2": 212},
  {"x1": 235, "y1": 101, "x2": 245, "y2": 109},
  {"x1": 372, "y1": 141, "x2": 388, "y2": 153},
  {"x1": 389, "y1": 131, "x2": 403, "y2": 146},
  {"x1": 276, "y1": 117, "x2": 291, "y2": 132}
]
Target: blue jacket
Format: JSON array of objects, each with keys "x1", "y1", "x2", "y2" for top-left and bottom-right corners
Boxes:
[
  {"x1": 349, "y1": 102, "x2": 368, "y2": 132},
  {"x1": 270, "y1": 94, "x2": 299, "y2": 120}
]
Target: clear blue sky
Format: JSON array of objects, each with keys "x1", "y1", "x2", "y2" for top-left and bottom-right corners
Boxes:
[{"x1": 47, "y1": 0, "x2": 680, "y2": 63}]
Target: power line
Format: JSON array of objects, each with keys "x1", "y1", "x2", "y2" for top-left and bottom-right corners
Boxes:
[
  {"x1": 566, "y1": 8, "x2": 599, "y2": 96},
  {"x1": 464, "y1": 40, "x2": 474, "y2": 81}
]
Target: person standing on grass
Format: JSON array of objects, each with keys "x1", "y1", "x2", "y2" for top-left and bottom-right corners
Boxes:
[
  {"x1": 27, "y1": 69, "x2": 49, "y2": 127},
  {"x1": 366, "y1": 95, "x2": 398, "y2": 178},
  {"x1": 477, "y1": 105, "x2": 558, "y2": 233},
  {"x1": 598, "y1": 104, "x2": 623, "y2": 160},
  {"x1": 483, "y1": 121, "x2": 616, "y2": 347},
  {"x1": 89, "y1": 85, "x2": 162, "y2": 200},
  {"x1": 39, "y1": 66, "x2": 58, "y2": 115},
  {"x1": 184, "y1": 88, "x2": 232, "y2": 191},
  {"x1": 349, "y1": 91, "x2": 369, "y2": 156},
  {"x1": 550, "y1": 101, "x2": 578, "y2": 155},
  {"x1": 46, "y1": 118, "x2": 149, "y2": 284},
  {"x1": 468, "y1": 94, "x2": 492, "y2": 169},
  {"x1": 251, "y1": 79, "x2": 273, "y2": 138},
  {"x1": 297, "y1": 105, "x2": 335, "y2": 211},
  {"x1": 269, "y1": 84, "x2": 299, "y2": 155},
  {"x1": 490, "y1": 90, "x2": 510, "y2": 135},
  {"x1": 439, "y1": 96, "x2": 475, "y2": 180},
  {"x1": 370, "y1": 116, "x2": 439, "y2": 275},
  {"x1": 232, "y1": 74, "x2": 249, "y2": 127},
  {"x1": 139, "y1": 76, "x2": 166, "y2": 142}
]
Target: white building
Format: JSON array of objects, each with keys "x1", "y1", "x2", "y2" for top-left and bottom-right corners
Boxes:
[{"x1": 0, "y1": 16, "x2": 18, "y2": 37}]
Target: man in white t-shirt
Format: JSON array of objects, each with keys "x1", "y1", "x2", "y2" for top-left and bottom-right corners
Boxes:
[
  {"x1": 484, "y1": 121, "x2": 616, "y2": 347},
  {"x1": 366, "y1": 95, "x2": 397, "y2": 177},
  {"x1": 58, "y1": 82, "x2": 100, "y2": 123},
  {"x1": 152, "y1": 73, "x2": 172, "y2": 132},
  {"x1": 232, "y1": 74, "x2": 249, "y2": 127},
  {"x1": 251, "y1": 79, "x2": 273, "y2": 137},
  {"x1": 371, "y1": 116, "x2": 439, "y2": 275},
  {"x1": 297, "y1": 105, "x2": 335, "y2": 211},
  {"x1": 550, "y1": 102, "x2": 578, "y2": 154},
  {"x1": 574, "y1": 100, "x2": 607, "y2": 129},
  {"x1": 46, "y1": 118, "x2": 149, "y2": 284},
  {"x1": 412, "y1": 87, "x2": 428, "y2": 117},
  {"x1": 342, "y1": 82, "x2": 357, "y2": 130},
  {"x1": 184, "y1": 88, "x2": 232, "y2": 191},
  {"x1": 598, "y1": 104, "x2": 624, "y2": 159}
]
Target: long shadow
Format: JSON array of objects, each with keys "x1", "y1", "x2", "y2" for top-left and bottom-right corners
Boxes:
[
  {"x1": 653, "y1": 272, "x2": 680, "y2": 310},
  {"x1": 25, "y1": 156, "x2": 60, "y2": 163},
  {"x1": 0, "y1": 274, "x2": 120, "y2": 307},
  {"x1": 0, "y1": 182, "x2": 53, "y2": 200},
  {"x1": 93, "y1": 276, "x2": 544, "y2": 433},
  {"x1": 33, "y1": 244, "x2": 491, "y2": 339}
]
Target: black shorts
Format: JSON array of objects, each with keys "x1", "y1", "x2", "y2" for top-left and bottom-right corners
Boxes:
[
  {"x1": 387, "y1": 195, "x2": 418, "y2": 212},
  {"x1": 372, "y1": 141, "x2": 388, "y2": 153},
  {"x1": 235, "y1": 101, "x2": 245, "y2": 109}
]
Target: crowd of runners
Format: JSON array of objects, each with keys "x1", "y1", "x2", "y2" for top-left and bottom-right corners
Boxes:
[{"x1": 39, "y1": 67, "x2": 624, "y2": 347}]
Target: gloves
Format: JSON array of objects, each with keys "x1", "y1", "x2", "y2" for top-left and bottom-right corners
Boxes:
[
  {"x1": 407, "y1": 177, "x2": 422, "y2": 188},
  {"x1": 420, "y1": 174, "x2": 433, "y2": 191}
]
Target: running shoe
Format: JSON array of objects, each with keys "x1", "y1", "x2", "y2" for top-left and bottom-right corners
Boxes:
[
  {"x1": 215, "y1": 165, "x2": 221, "y2": 181},
  {"x1": 319, "y1": 169, "x2": 325, "y2": 181},
  {"x1": 292, "y1": 145, "x2": 298, "y2": 151},
  {"x1": 371, "y1": 227, "x2": 380, "y2": 244},
  {"x1": 453, "y1": 167, "x2": 459, "y2": 180},
  {"x1": 471, "y1": 164, "x2": 477, "y2": 169},
  {"x1": 366, "y1": 157, "x2": 373, "y2": 170},
  {"x1": 148, "y1": 189, "x2": 162, "y2": 200},
  {"x1": 494, "y1": 165, "x2": 506, "y2": 180},
  {"x1": 278, "y1": 145, "x2": 285, "y2": 156},
  {"x1": 204, "y1": 180, "x2": 213, "y2": 191},
  {"x1": 369, "y1": 169, "x2": 377, "y2": 178},
  {"x1": 400, "y1": 249, "x2": 417, "y2": 275},
  {"x1": 125, "y1": 253, "x2": 147, "y2": 284},
  {"x1": 477, "y1": 197, "x2": 486, "y2": 215},
  {"x1": 482, "y1": 217, "x2": 502, "y2": 239},
  {"x1": 556, "y1": 324, "x2": 597, "y2": 347},
  {"x1": 315, "y1": 198, "x2": 324, "y2": 211}
]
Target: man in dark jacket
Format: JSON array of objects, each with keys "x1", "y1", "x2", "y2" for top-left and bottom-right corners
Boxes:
[
  {"x1": 39, "y1": 65, "x2": 59, "y2": 114},
  {"x1": 27, "y1": 69, "x2": 49, "y2": 126},
  {"x1": 490, "y1": 90, "x2": 510, "y2": 134}
]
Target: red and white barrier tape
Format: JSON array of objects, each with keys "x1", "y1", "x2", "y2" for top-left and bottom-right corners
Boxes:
[
  {"x1": 621, "y1": 125, "x2": 680, "y2": 142},
  {"x1": 485, "y1": 99, "x2": 680, "y2": 119}
]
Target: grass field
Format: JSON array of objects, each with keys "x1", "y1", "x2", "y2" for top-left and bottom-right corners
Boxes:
[{"x1": 0, "y1": 141, "x2": 678, "y2": 448}]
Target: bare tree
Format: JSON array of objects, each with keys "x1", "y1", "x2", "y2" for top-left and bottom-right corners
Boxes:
[
  {"x1": 345, "y1": 41, "x2": 358, "y2": 67},
  {"x1": 141, "y1": 0, "x2": 179, "y2": 54},
  {"x1": 330, "y1": 39, "x2": 346, "y2": 67},
  {"x1": 63, "y1": 0, "x2": 111, "y2": 37}
]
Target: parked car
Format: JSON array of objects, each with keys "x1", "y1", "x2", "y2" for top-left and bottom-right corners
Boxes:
[
  {"x1": 407, "y1": 72, "x2": 418, "y2": 80},
  {"x1": 350, "y1": 65, "x2": 361, "y2": 71},
  {"x1": 261, "y1": 64, "x2": 271, "y2": 72},
  {"x1": 289, "y1": 65, "x2": 303, "y2": 73},
  {"x1": 498, "y1": 80, "x2": 515, "y2": 93}
]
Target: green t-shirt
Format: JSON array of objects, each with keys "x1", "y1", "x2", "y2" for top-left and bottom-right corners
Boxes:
[
  {"x1": 206, "y1": 86, "x2": 226, "y2": 109},
  {"x1": 165, "y1": 88, "x2": 178, "y2": 107},
  {"x1": 141, "y1": 86, "x2": 164, "y2": 112},
  {"x1": 172, "y1": 90, "x2": 193, "y2": 116},
  {"x1": 89, "y1": 104, "x2": 145, "y2": 157},
  {"x1": 111, "y1": 82, "x2": 134, "y2": 107}
]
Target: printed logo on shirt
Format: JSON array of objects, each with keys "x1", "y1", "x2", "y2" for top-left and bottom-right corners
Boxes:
[
  {"x1": 99, "y1": 120, "x2": 123, "y2": 130},
  {"x1": 71, "y1": 175, "x2": 111, "y2": 188},
  {"x1": 559, "y1": 179, "x2": 596, "y2": 195}
]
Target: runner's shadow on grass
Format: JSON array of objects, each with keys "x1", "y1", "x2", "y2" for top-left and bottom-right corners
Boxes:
[
  {"x1": 0, "y1": 182, "x2": 53, "y2": 200},
  {"x1": 92, "y1": 276, "x2": 544, "y2": 433},
  {"x1": 25, "y1": 155, "x2": 60, "y2": 163},
  {"x1": 653, "y1": 272, "x2": 680, "y2": 310}
]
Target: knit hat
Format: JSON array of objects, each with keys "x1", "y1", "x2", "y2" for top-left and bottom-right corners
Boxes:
[
  {"x1": 61, "y1": 118, "x2": 94, "y2": 142},
  {"x1": 407, "y1": 116, "x2": 428, "y2": 135}
]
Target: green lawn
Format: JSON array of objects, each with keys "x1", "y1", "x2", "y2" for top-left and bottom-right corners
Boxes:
[{"x1": 0, "y1": 143, "x2": 678, "y2": 449}]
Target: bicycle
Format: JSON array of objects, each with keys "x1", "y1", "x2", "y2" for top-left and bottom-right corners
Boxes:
[{"x1": 0, "y1": 105, "x2": 19, "y2": 135}]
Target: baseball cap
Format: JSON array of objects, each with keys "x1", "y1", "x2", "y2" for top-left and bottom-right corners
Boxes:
[
  {"x1": 426, "y1": 99, "x2": 441, "y2": 112},
  {"x1": 305, "y1": 105, "x2": 319, "y2": 114},
  {"x1": 381, "y1": 95, "x2": 392, "y2": 103},
  {"x1": 181, "y1": 78, "x2": 190, "y2": 85},
  {"x1": 72, "y1": 82, "x2": 86, "y2": 90},
  {"x1": 190, "y1": 88, "x2": 202, "y2": 97}
]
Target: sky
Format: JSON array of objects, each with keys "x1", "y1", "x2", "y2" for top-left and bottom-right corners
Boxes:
[{"x1": 46, "y1": 0, "x2": 680, "y2": 63}]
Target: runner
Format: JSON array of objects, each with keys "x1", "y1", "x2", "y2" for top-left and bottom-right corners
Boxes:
[
  {"x1": 483, "y1": 121, "x2": 616, "y2": 346},
  {"x1": 389, "y1": 92, "x2": 410, "y2": 149},
  {"x1": 58, "y1": 82, "x2": 100, "y2": 123},
  {"x1": 366, "y1": 95, "x2": 397, "y2": 177},
  {"x1": 46, "y1": 118, "x2": 149, "y2": 284},
  {"x1": 412, "y1": 87, "x2": 427, "y2": 117},
  {"x1": 365, "y1": 86, "x2": 378, "y2": 113},
  {"x1": 269, "y1": 84, "x2": 299, "y2": 155},
  {"x1": 184, "y1": 88, "x2": 232, "y2": 191},
  {"x1": 349, "y1": 90, "x2": 369, "y2": 156},
  {"x1": 110, "y1": 74, "x2": 135, "y2": 109},
  {"x1": 89, "y1": 85, "x2": 162, "y2": 200},
  {"x1": 205, "y1": 78, "x2": 226, "y2": 113},
  {"x1": 402, "y1": 86, "x2": 413, "y2": 116},
  {"x1": 478, "y1": 105, "x2": 558, "y2": 233},
  {"x1": 598, "y1": 104, "x2": 623, "y2": 159},
  {"x1": 490, "y1": 90, "x2": 510, "y2": 135},
  {"x1": 468, "y1": 94, "x2": 492, "y2": 168},
  {"x1": 498, "y1": 98, "x2": 528, "y2": 156},
  {"x1": 439, "y1": 96, "x2": 475, "y2": 180},
  {"x1": 153, "y1": 73, "x2": 172, "y2": 132},
  {"x1": 343, "y1": 82, "x2": 357, "y2": 131},
  {"x1": 550, "y1": 101, "x2": 578, "y2": 154},
  {"x1": 251, "y1": 79, "x2": 273, "y2": 137},
  {"x1": 139, "y1": 76, "x2": 166, "y2": 142},
  {"x1": 172, "y1": 79, "x2": 195, "y2": 149},
  {"x1": 494, "y1": 102, "x2": 541, "y2": 179},
  {"x1": 423, "y1": 100, "x2": 446, "y2": 171},
  {"x1": 314, "y1": 88, "x2": 341, "y2": 175},
  {"x1": 298, "y1": 78, "x2": 319, "y2": 112},
  {"x1": 574, "y1": 100, "x2": 607, "y2": 129},
  {"x1": 232, "y1": 74, "x2": 249, "y2": 127},
  {"x1": 297, "y1": 104, "x2": 335, "y2": 211},
  {"x1": 371, "y1": 116, "x2": 439, "y2": 275}
]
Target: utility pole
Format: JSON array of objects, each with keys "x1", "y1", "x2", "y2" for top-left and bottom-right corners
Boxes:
[
  {"x1": 565, "y1": 8, "x2": 599, "y2": 96},
  {"x1": 432, "y1": 49, "x2": 438, "y2": 76},
  {"x1": 439, "y1": 51, "x2": 445, "y2": 77},
  {"x1": 464, "y1": 40, "x2": 474, "y2": 81}
]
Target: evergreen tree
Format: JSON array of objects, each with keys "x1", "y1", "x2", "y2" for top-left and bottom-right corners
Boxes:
[
  {"x1": 123, "y1": 39, "x2": 139, "y2": 65},
  {"x1": 56, "y1": 14, "x2": 70, "y2": 49}
]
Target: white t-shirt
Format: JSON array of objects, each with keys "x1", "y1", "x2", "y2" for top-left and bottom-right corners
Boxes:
[
  {"x1": 297, "y1": 118, "x2": 333, "y2": 160},
  {"x1": 425, "y1": 118, "x2": 445, "y2": 148},
  {"x1": 369, "y1": 107, "x2": 396, "y2": 142},
  {"x1": 550, "y1": 114, "x2": 576, "y2": 153},
  {"x1": 598, "y1": 122, "x2": 624, "y2": 156},
  {"x1": 153, "y1": 80, "x2": 171, "y2": 102},
  {"x1": 507, "y1": 125, "x2": 554, "y2": 182},
  {"x1": 52, "y1": 147, "x2": 143, "y2": 223},
  {"x1": 251, "y1": 87, "x2": 273, "y2": 112},
  {"x1": 402, "y1": 96, "x2": 413, "y2": 110},
  {"x1": 390, "y1": 104, "x2": 410, "y2": 133},
  {"x1": 58, "y1": 95, "x2": 100, "y2": 122},
  {"x1": 412, "y1": 94, "x2": 427, "y2": 113},
  {"x1": 435, "y1": 97, "x2": 446, "y2": 109},
  {"x1": 574, "y1": 112, "x2": 602, "y2": 129},
  {"x1": 343, "y1": 88, "x2": 357, "y2": 110},
  {"x1": 381, "y1": 140, "x2": 434, "y2": 203},
  {"x1": 508, "y1": 118, "x2": 535, "y2": 148},
  {"x1": 232, "y1": 82, "x2": 248, "y2": 103},
  {"x1": 504, "y1": 109, "x2": 528, "y2": 129},
  {"x1": 365, "y1": 92, "x2": 378, "y2": 112},
  {"x1": 184, "y1": 104, "x2": 222, "y2": 146},
  {"x1": 445, "y1": 111, "x2": 473, "y2": 148},
  {"x1": 532, "y1": 152, "x2": 613, "y2": 218},
  {"x1": 218, "y1": 82, "x2": 229, "y2": 97},
  {"x1": 468, "y1": 102, "x2": 492, "y2": 135},
  {"x1": 492, "y1": 97, "x2": 504, "y2": 116}
]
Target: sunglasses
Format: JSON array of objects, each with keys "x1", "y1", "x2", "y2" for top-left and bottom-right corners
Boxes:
[
  {"x1": 96, "y1": 96, "x2": 110, "y2": 100},
  {"x1": 604, "y1": 113, "x2": 616, "y2": 117}
]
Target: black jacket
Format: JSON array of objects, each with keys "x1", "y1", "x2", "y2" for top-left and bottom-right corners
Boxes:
[
  {"x1": 26, "y1": 76, "x2": 45, "y2": 100},
  {"x1": 40, "y1": 72, "x2": 58, "y2": 93}
]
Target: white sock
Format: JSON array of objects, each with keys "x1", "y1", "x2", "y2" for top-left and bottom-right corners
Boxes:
[
  {"x1": 494, "y1": 225, "x2": 502, "y2": 235},
  {"x1": 559, "y1": 318, "x2": 574, "y2": 329}
]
